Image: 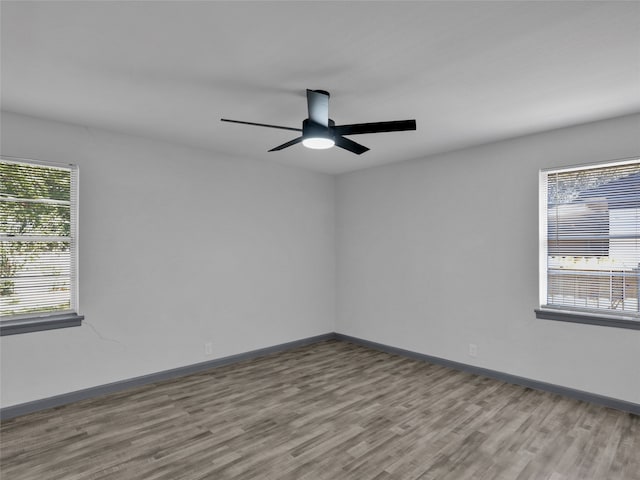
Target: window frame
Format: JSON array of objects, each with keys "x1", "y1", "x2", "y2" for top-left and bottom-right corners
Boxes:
[
  {"x1": 0, "y1": 156, "x2": 83, "y2": 336},
  {"x1": 536, "y1": 157, "x2": 640, "y2": 330}
]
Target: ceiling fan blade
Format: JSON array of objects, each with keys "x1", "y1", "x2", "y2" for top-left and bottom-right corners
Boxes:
[
  {"x1": 268, "y1": 137, "x2": 304, "y2": 152},
  {"x1": 221, "y1": 118, "x2": 302, "y2": 132},
  {"x1": 335, "y1": 136, "x2": 369, "y2": 155},
  {"x1": 306, "y1": 89, "x2": 330, "y2": 127},
  {"x1": 333, "y1": 119, "x2": 416, "y2": 136}
]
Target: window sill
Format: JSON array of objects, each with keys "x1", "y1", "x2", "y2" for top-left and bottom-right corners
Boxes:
[
  {"x1": 0, "y1": 313, "x2": 84, "y2": 336},
  {"x1": 535, "y1": 308, "x2": 640, "y2": 330}
]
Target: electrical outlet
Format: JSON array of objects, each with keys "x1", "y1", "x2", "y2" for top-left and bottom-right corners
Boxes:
[
  {"x1": 468, "y1": 343, "x2": 478, "y2": 358},
  {"x1": 204, "y1": 342, "x2": 213, "y2": 356}
]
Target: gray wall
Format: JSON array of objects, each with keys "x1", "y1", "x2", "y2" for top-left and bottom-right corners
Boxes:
[
  {"x1": 2, "y1": 111, "x2": 639, "y2": 408},
  {"x1": 0, "y1": 111, "x2": 336, "y2": 407},
  {"x1": 336, "y1": 114, "x2": 640, "y2": 404}
]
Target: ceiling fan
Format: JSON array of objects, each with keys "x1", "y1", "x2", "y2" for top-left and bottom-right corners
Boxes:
[{"x1": 221, "y1": 89, "x2": 416, "y2": 155}]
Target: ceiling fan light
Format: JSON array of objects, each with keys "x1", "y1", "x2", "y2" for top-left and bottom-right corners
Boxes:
[{"x1": 302, "y1": 137, "x2": 335, "y2": 149}]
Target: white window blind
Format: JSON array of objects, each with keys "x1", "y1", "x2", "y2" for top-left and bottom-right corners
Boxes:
[
  {"x1": 0, "y1": 158, "x2": 78, "y2": 320},
  {"x1": 539, "y1": 159, "x2": 640, "y2": 321}
]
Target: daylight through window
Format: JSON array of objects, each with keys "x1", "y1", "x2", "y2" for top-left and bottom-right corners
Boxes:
[
  {"x1": 0, "y1": 158, "x2": 79, "y2": 324},
  {"x1": 539, "y1": 158, "x2": 640, "y2": 325}
]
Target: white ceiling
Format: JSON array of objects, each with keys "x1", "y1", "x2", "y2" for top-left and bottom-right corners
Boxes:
[{"x1": 2, "y1": 1, "x2": 639, "y2": 174}]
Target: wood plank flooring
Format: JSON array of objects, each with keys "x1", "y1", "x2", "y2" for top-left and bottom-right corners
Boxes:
[{"x1": 1, "y1": 340, "x2": 638, "y2": 480}]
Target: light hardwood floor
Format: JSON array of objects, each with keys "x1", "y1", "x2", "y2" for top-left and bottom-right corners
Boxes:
[{"x1": 1, "y1": 340, "x2": 638, "y2": 480}]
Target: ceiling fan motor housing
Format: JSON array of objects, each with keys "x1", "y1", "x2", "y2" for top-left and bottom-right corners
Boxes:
[{"x1": 302, "y1": 118, "x2": 335, "y2": 141}]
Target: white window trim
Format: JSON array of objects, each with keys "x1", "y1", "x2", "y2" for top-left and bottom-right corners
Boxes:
[
  {"x1": 536, "y1": 156, "x2": 640, "y2": 330},
  {"x1": 0, "y1": 156, "x2": 83, "y2": 335}
]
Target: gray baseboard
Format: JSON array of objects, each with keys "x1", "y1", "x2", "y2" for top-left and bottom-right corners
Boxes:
[
  {"x1": 335, "y1": 333, "x2": 640, "y2": 416},
  {"x1": 3, "y1": 331, "x2": 637, "y2": 420},
  {"x1": 0, "y1": 333, "x2": 336, "y2": 420}
]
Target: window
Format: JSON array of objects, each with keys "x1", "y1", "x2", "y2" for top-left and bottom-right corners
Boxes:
[
  {"x1": 0, "y1": 157, "x2": 83, "y2": 335},
  {"x1": 537, "y1": 158, "x2": 640, "y2": 329}
]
